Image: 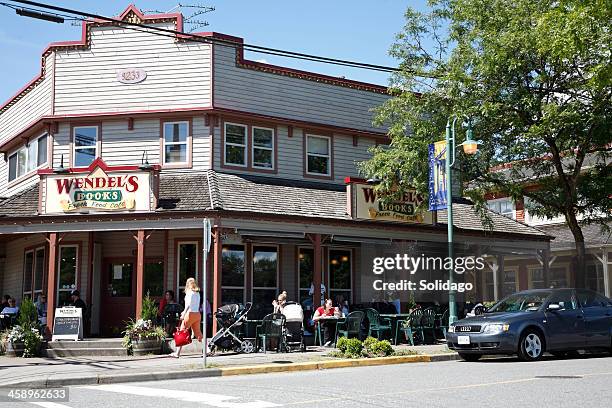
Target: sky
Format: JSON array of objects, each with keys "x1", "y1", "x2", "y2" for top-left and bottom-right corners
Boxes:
[{"x1": 0, "y1": 0, "x2": 430, "y2": 103}]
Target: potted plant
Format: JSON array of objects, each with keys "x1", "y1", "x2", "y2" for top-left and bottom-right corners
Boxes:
[
  {"x1": 2, "y1": 325, "x2": 43, "y2": 357},
  {"x1": 122, "y1": 318, "x2": 166, "y2": 356},
  {"x1": 2, "y1": 298, "x2": 43, "y2": 358},
  {"x1": 122, "y1": 293, "x2": 166, "y2": 356}
]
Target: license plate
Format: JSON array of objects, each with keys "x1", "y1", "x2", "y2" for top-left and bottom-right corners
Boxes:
[{"x1": 458, "y1": 335, "x2": 470, "y2": 345}]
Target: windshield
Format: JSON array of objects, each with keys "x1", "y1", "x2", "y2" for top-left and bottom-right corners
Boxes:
[{"x1": 488, "y1": 292, "x2": 551, "y2": 313}]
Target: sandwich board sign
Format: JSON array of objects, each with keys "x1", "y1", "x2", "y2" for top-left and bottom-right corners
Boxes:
[{"x1": 52, "y1": 307, "x2": 83, "y2": 341}]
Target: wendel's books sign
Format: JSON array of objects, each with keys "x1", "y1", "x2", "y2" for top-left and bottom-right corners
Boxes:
[
  {"x1": 346, "y1": 179, "x2": 433, "y2": 224},
  {"x1": 42, "y1": 159, "x2": 153, "y2": 214}
]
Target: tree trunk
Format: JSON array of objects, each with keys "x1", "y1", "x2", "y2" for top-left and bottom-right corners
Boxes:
[{"x1": 565, "y1": 211, "x2": 586, "y2": 288}]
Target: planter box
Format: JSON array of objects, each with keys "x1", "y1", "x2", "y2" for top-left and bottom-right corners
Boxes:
[
  {"x1": 132, "y1": 338, "x2": 162, "y2": 356},
  {"x1": 5, "y1": 341, "x2": 25, "y2": 357}
]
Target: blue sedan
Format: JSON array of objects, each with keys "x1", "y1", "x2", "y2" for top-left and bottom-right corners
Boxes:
[{"x1": 446, "y1": 289, "x2": 612, "y2": 361}]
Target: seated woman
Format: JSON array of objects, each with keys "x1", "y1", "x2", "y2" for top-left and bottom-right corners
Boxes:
[
  {"x1": 312, "y1": 298, "x2": 340, "y2": 347},
  {"x1": 272, "y1": 291, "x2": 287, "y2": 314}
]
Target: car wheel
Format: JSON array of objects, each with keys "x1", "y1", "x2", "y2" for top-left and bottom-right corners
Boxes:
[
  {"x1": 518, "y1": 330, "x2": 544, "y2": 361},
  {"x1": 458, "y1": 353, "x2": 482, "y2": 362}
]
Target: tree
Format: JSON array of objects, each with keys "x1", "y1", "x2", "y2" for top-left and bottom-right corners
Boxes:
[{"x1": 361, "y1": 0, "x2": 611, "y2": 286}]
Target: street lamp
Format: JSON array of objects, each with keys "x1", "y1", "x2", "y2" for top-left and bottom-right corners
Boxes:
[{"x1": 445, "y1": 116, "x2": 481, "y2": 324}]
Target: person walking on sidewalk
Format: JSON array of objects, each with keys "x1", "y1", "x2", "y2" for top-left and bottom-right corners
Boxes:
[{"x1": 170, "y1": 278, "x2": 203, "y2": 358}]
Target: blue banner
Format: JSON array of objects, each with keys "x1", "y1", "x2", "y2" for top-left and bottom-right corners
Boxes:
[{"x1": 428, "y1": 140, "x2": 447, "y2": 211}]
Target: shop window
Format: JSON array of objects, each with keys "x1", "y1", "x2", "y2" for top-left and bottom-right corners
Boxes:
[
  {"x1": 530, "y1": 268, "x2": 545, "y2": 289},
  {"x1": 298, "y1": 248, "x2": 314, "y2": 306},
  {"x1": 586, "y1": 263, "x2": 605, "y2": 294},
  {"x1": 163, "y1": 121, "x2": 189, "y2": 164},
  {"x1": 329, "y1": 250, "x2": 351, "y2": 303},
  {"x1": 549, "y1": 267, "x2": 568, "y2": 288},
  {"x1": 502, "y1": 270, "x2": 516, "y2": 297},
  {"x1": 23, "y1": 251, "x2": 34, "y2": 298},
  {"x1": 73, "y1": 126, "x2": 98, "y2": 167},
  {"x1": 306, "y1": 135, "x2": 331, "y2": 176},
  {"x1": 145, "y1": 260, "x2": 164, "y2": 297},
  {"x1": 177, "y1": 242, "x2": 198, "y2": 297},
  {"x1": 57, "y1": 245, "x2": 78, "y2": 306},
  {"x1": 224, "y1": 123, "x2": 247, "y2": 167},
  {"x1": 252, "y1": 127, "x2": 274, "y2": 169},
  {"x1": 8, "y1": 134, "x2": 48, "y2": 182},
  {"x1": 34, "y1": 248, "x2": 45, "y2": 295},
  {"x1": 221, "y1": 245, "x2": 245, "y2": 305},
  {"x1": 483, "y1": 270, "x2": 494, "y2": 301},
  {"x1": 252, "y1": 246, "x2": 278, "y2": 307}
]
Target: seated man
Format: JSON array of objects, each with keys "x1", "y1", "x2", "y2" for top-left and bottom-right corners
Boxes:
[{"x1": 312, "y1": 298, "x2": 341, "y2": 347}]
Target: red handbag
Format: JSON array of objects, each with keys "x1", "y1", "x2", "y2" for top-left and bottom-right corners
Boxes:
[{"x1": 173, "y1": 327, "x2": 192, "y2": 347}]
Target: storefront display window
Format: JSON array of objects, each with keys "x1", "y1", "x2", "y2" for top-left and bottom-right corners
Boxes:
[
  {"x1": 222, "y1": 245, "x2": 245, "y2": 305},
  {"x1": 329, "y1": 250, "x2": 351, "y2": 303},
  {"x1": 252, "y1": 246, "x2": 278, "y2": 307},
  {"x1": 58, "y1": 245, "x2": 78, "y2": 306}
]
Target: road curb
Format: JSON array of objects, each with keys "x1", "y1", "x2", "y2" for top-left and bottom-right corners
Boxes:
[{"x1": 0, "y1": 353, "x2": 458, "y2": 388}]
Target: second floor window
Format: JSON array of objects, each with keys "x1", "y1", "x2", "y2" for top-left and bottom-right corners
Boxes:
[
  {"x1": 252, "y1": 127, "x2": 274, "y2": 169},
  {"x1": 8, "y1": 133, "x2": 48, "y2": 182},
  {"x1": 487, "y1": 198, "x2": 514, "y2": 218},
  {"x1": 224, "y1": 123, "x2": 247, "y2": 167},
  {"x1": 73, "y1": 126, "x2": 98, "y2": 167},
  {"x1": 306, "y1": 135, "x2": 331, "y2": 176},
  {"x1": 163, "y1": 121, "x2": 189, "y2": 164}
]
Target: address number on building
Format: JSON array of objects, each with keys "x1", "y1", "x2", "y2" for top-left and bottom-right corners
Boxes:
[{"x1": 116, "y1": 68, "x2": 147, "y2": 84}]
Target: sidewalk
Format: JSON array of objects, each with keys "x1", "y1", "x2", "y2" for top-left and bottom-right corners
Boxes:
[{"x1": 0, "y1": 344, "x2": 457, "y2": 388}]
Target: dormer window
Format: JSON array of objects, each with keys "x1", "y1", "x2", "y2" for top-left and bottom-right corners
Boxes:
[
  {"x1": 8, "y1": 133, "x2": 48, "y2": 182},
  {"x1": 73, "y1": 126, "x2": 99, "y2": 167}
]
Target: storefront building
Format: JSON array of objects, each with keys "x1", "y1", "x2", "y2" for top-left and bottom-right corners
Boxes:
[{"x1": 0, "y1": 5, "x2": 550, "y2": 336}]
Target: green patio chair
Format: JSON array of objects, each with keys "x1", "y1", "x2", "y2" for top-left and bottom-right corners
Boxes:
[
  {"x1": 421, "y1": 308, "x2": 437, "y2": 343},
  {"x1": 436, "y1": 309, "x2": 449, "y2": 339},
  {"x1": 256, "y1": 313, "x2": 286, "y2": 353},
  {"x1": 365, "y1": 308, "x2": 392, "y2": 340},
  {"x1": 335, "y1": 311, "x2": 364, "y2": 344},
  {"x1": 398, "y1": 308, "x2": 423, "y2": 346}
]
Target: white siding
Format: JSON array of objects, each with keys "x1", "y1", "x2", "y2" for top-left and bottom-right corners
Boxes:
[
  {"x1": 0, "y1": 53, "x2": 54, "y2": 144},
  {"x1": 54, "y1": 24, "x2": 212, "y2": 114},
  {"x1": 213, "y1": 45, "x2": 389, "y2": 133}
]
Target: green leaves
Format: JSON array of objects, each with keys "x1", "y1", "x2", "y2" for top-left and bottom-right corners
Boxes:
[{"x1": 363, "y1": 0, "x2": 611, "y2": 232}]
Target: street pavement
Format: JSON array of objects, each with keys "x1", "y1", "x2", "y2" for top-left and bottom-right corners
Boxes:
[{"x1": 1, "y1": 353, "x2": 610, "y2": 408}]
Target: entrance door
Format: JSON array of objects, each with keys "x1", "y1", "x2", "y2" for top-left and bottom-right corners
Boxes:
[{"x1": 101, "y1": 260, "x2": 135, "y2": 336}]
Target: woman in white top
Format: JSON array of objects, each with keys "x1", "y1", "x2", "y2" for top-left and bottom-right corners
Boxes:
[{"x1": 170, "y1": 278, "x2": 203, "y2": 358}]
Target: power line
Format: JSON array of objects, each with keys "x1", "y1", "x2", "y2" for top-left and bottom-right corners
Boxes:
[{"x1": 4, "y1": 0, "x2": 428, "y2": 76}]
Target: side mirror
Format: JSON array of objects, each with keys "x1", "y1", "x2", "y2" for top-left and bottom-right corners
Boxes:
[{"x1": 547, "y1": 303, "x2": 561, "y2": 311}]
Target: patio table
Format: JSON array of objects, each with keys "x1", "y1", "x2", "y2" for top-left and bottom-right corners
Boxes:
[
  {"x1": 380, "y1": 313, "x2": 411, "y2": 345},
  {"x1": 314, "y1": 316, "x2": 345, "y2": 346}
]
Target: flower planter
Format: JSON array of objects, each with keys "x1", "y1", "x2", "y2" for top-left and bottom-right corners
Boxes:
[
  {"x1": 6, "y1": 341, "x2": 25, "y2": 357},
  {"x1": 132, "y1": 338, "x2": 162, "y2": 356}
]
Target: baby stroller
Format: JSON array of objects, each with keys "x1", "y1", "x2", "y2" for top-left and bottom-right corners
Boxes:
[
  {"x1": 208, "y1": 302, "x2": 255, "y2": 355},
  {"x1": 282, "y1": 302, "x2": 306, "y2": 352}
]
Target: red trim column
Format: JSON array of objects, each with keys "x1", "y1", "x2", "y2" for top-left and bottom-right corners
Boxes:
[
  {"x1": 135, "y1": 230, "x2": 145, "y2": 318},
  {"x1": 45, "y1": 233, "x2": 58, "y2": 335},
  {"x1": 212, "y1": 225, "x2": 223, "y2": 334},
  {"x1": 313, "y1": 234, "x2": 322, "y2": 308}
]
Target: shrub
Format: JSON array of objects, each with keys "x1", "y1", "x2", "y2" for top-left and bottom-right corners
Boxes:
[
  {"x1": 141, "y1": 292, "x2": 158, "y2": 323},
  {"x1": 18, "y1": 298, "x2": 38, "y2": 330},
  {"x1": 336, "y1": 336, "x2": 349, "y2": 353},
  {"x1": 363, "y1": 336, "x2": 378, "y2": 353},
  {"x1": 369, "y1": 340, "x2": 393, "y2": 357},
  {"x1": 344, "y1": 338, "x2": 363, "y2": 358}
]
